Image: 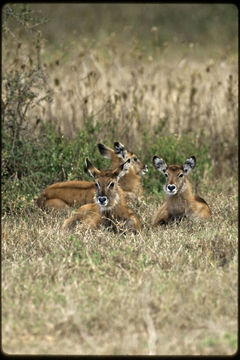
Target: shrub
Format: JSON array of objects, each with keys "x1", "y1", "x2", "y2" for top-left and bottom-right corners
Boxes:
[{"x1": 2, "y1": 121, "x2": 109, "y2": 214}]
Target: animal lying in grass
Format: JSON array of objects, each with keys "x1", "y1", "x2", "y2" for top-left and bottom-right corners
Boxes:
[
  {"x1": 152, "y1": 156, "x2": 211, "y2": 226},
  {"x1": 36, "y1": 142, "x2": 147, "y2": 210},
  {"x1": 62, "y1": 158, "x2": 141, "y2": 233},
  {"x1": 98, "y1": 141, "x2": 148, "y2": 201}
]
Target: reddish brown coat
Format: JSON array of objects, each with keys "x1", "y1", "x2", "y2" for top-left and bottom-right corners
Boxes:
[
  {"x1": 152, "y1": 156, "x2": 211, "y2": 226},
  {"x1": 62, "y1": 158, "x2": 141, "y2": 233}
]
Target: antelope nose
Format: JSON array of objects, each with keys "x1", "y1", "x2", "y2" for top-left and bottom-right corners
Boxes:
[
  {"x1": 167, "y1": 184, "x2": 176, "y2": 192},
  {"x1": 98, "y1": 196, "x2": 107, "y2": 204}
]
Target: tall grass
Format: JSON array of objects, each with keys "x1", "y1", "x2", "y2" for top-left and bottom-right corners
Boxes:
[{"x1": 2, "y1": 177, "x2": 238, "y2": 355}]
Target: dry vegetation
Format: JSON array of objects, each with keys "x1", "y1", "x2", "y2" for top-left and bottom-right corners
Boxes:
[
  {"x1": 2, "y1": 178, "x2": 238, "y2": 355},
  {"x1": 1, "y1": 3, "x2": 238, "y2": 356},
  {"x1": 29, "y1": 29, "x2": 238, "y2": 174}
]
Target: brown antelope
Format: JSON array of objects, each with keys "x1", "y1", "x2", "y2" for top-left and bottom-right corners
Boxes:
[
  {"x1": 152, "y1": 155, "x2": 211, "y2": 226},
  {"x1": 98, "y1": 142, "x2": 148, "y2": 200},
  {"x1": 36, "y1": 141, "x2": 147, "y2": 210},
  {"x1": 36, "y1": 180, "x2": 96, "y2": 209},
  {"x1": 62, "y1": 158, "x2": 141, "y2": 233}
]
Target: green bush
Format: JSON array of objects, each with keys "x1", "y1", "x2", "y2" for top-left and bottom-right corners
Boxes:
[{"x1": 2, "y1": 121, "x2": 108, "y2": 214}]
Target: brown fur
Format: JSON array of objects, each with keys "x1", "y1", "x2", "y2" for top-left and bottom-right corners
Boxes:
[
  {"x1": 98, "y1": 142, "x2": 147, "y2": 201},
  {"x1": 152, "y1": 156, "x2": 211, "y2": 226},
  {"x1": 36, "y1": 181, "x2": 95, "y2": 209},
  {"x1": 62, "y1": 159, "x2": 141, "y2": 233},
  {"x1": 36, "y1": 142, "x2": 147, "y2": 210}
]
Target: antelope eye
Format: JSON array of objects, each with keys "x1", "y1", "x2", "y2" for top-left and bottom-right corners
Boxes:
[
  {"x1": 109, "y1": 181, "x2": 115, "y2": 188},
  {"x1": 164, "y1": 173, "x2": 168, "y2": 178},
  {"x1": 95, "y1": 182, "x2": 100, "y2": 189},
  {"x1": 133, "y1": 157, "x2": 138, "y2": 162},
  {"x1": 178, "y1": 173, "x2": 183, "y2": 178}
]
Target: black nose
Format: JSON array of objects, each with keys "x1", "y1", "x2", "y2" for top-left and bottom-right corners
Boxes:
[
  {"x1": 98, "y1": 196, "x2": 107, "y2": 204},
  {"x1": 167, "y1": 185, "x2": 176, "y2": 192}
]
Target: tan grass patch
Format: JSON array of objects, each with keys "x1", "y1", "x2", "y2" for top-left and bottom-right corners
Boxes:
[{"x1": 2, "y1": 178, "x2": 237, "y2": 355}]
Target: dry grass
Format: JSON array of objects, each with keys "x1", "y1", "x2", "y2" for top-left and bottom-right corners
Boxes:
[
  {"x1": 2, "y1": 177, "x2": 237, "y2": 355},
  {"x1": 2, "y1": 23, "x2": 238, "y2": 174},
  {"x1": 37, "y1": 41, "x2": 238, "y2": 153}
]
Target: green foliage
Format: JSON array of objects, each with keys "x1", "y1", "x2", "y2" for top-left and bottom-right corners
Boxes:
[{"x1": 2, "y1": 122, "x2": 107, "y2": 214}]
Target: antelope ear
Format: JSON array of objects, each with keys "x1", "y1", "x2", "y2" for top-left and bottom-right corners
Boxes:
[
  {"x1": 153, "y1": 156, "x2": 167, "y2": 175},
  {"x1": 183, "y1": 156, "x2": 196, "y2": 174},
  {"x1": 97, "y1": 143, "x2": 113, "y2": 159},
  {"x1": 85, "y1": 158, "x2": 100, "y2": 178},
  {"x1": 113, "y1": 158, "x2": 131, "y2": 181},
  {"x1": 114, "y1": 142, "x2": 127, "y2": 160}
]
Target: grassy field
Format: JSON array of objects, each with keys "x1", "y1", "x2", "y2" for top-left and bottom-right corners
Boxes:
[
  {"x1": 1, "y1": 3, "x2": 238, "y2": 356},
  {"x1": 2, "y1": 177, "x2": 238, "y2": 355}
]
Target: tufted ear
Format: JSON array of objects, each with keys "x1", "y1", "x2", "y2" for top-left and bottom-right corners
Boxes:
[
  {"x1": 152, "y1": 156, "x2": 167, "y2": 175},
  {"x1": 85, "y1": 158, "x2": 100, "y2": 178},
  {"x1": 97, "y1": 143, "x2": 114, "y2": 159},
  {"x1": 183, "y1": 156, "x2": 196, "y2": 174},
  {"x1": 114, "y1": 142, "x2": 127, "y2": 160},
  {"x1": 112, "y1": 158, "x2": 131, "y2": 181}
]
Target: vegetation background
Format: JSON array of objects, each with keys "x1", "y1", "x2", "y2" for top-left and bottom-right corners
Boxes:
[{"x1": 2, "y1": 3, "x2": 238, "y2": 355}]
